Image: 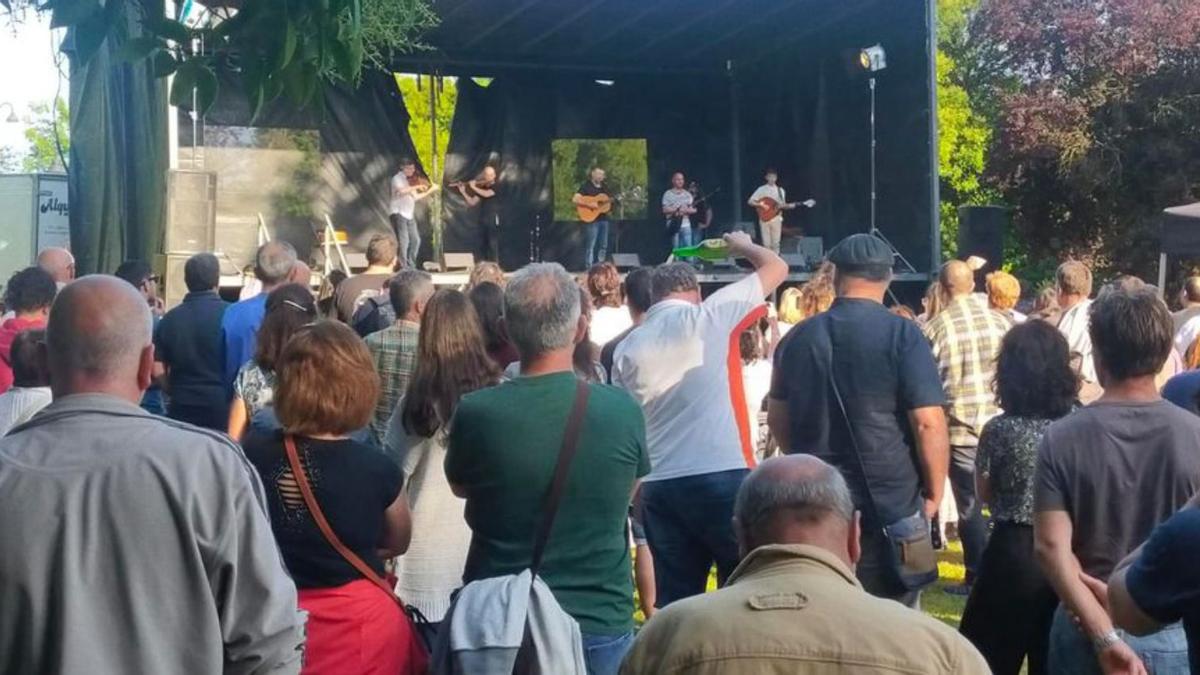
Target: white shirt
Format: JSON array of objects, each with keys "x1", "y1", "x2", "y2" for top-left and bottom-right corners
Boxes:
[
  {"x1": 1175, "y1": 314, "x2": 1200, "y2": 357},
  {"x1": 613, "y1": 273, "x2": 767, "y2": 481},
  {"x1": 0, "y1": 386, "x2": 52, "y2": 435},
  {"x1": 749, "y1": 184, "x2": 786, "y2": 222},
  {"x1": 742, "y1": 358, "x2": 773, "y2": 457},
  {"x1": 390, "y1": 173, "x2": 416, "y2": 219},
  {"x1": 590, "y1": 306, "x2": 633, "y2": 346},
  {"x1": 1058, "y1": 299, "x2": 1097, "y2": 384},
  {"x1": 662, "y1": 189, "x2": 694, "y2": 231}
]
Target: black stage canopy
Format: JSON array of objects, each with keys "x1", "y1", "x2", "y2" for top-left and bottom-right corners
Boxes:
[{"x1": 1158, "y1": 202, "x2": 1200, "y2": 288}]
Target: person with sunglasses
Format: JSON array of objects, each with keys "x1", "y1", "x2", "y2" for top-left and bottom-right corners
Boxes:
[{"x1": 116, "y1": 260, "x2": 166, "y2": 415}]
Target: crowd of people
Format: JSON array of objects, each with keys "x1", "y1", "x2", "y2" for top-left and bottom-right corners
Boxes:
[{"x1": 1, "y1": 230, "x2": 1200, "y2": 675}]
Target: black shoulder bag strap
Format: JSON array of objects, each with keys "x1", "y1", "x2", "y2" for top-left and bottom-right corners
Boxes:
[{"x1": 530, "y1": 379, "x2": 591, "y2": 578}]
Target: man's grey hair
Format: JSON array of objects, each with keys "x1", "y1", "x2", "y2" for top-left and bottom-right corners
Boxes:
[
  {"x1": 389, "y1": 269, "x2": 434, "y2": 317},
  {"x1": 651, "y1": 262, "x2": 700, "y2": 303},
  {"x1": 504, "y1": 263, "x2": 580, "y2": 358},
  {"x1": 735, "y1": 455, "x2": 855, "y2": 537},
  {"x1": 255, "y1": 240, "x2": 298, "y2": 285}
]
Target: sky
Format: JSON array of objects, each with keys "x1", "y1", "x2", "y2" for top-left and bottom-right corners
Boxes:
[{"x1": 0, "y1": 11, "x2": 63, "y2": 162}]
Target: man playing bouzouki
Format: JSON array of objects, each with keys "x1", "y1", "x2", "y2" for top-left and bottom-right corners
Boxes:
[
  {"x1": 573, "y1": 167, "x2": 614, "y2": 267},
  {"x1": 747, "y1": 168, "x2": 796, "y2": 254}
]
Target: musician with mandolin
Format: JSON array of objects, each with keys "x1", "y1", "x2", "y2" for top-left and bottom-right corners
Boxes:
[
  {"x1": 390, "y1": 157, "x2": 440, "y2": 268},
  {"x1": 572, "y1": 167, "x2": 615, "y2": 267},
  {"x1": 452, "y1": 165, "x2": 501, "y2": 264},
  {"x1": 747, "y1": 168, "x2": 802, "y2": 254}
]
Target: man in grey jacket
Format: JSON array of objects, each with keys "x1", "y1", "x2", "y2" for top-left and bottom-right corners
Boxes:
[{"x1": 0, "y1": 275, "x2": 305, "y2": 674}]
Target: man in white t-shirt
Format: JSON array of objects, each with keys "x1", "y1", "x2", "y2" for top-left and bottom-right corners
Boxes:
[
  {"x1": 662, "y1": 171, "x2": 697, "y2": 252},
  {"x1": 1055, "y1": 260, "x2": 1098, "y2": 392},
  {"x1": 389, "y1": 158, "x2": 438, "y2": 268},
  {"x1": 613, "y1": 231, "x2": 787, "y2": 607},
  {"x1": 747, "y1": 168, "x2": 796, "y2": 253}
]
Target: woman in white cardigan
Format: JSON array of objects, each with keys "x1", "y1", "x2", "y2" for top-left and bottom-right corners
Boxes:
[{"x1": 384, "y1": 289, "x2": 501, "y2": 638}]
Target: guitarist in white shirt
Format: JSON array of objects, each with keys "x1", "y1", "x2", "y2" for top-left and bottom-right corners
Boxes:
[{"x1": 747, "y1": 168, "x2": 795, "y2": 254}]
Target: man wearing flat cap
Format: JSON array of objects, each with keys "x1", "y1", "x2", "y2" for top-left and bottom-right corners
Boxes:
[{"x1": 768, "y1": 233, "x2": 950, "y2": 607}]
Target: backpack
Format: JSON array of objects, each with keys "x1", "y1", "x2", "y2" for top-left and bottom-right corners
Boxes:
[
  {"x1": 431, "y1": 381, "x2": 591, "y2": 675},
  {"x1": 351, "y1": 295, "x2": 395, "y2": 337}
]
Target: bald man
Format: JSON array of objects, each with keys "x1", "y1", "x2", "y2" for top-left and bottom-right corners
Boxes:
[
  {"x1": 922, "y1": 259, "x2": 1013, "y2": 594},
  {"x1": 220, "y1": 240, "x2": 299, "y2": 392},
  {"x1": 36, "y1": 247, "x2": 75, "y2": 288},
  {"x1": 621, "y1": 455, "x2": 989, "y2": 674},
  {"x1": 0, "y1": 276, "x2": 305, "y2": 674}
]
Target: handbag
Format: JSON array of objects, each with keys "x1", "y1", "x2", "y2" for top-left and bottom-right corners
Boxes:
[
  {"x1": 820, "y1": 319, "x2": 938, "y2": 592},
  {"x1": 283, "y1": 435, "x2": 434, "y2": 659}
]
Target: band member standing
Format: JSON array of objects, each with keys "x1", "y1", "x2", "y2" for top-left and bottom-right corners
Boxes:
[
  {"x1": 662, "y1": 172, "x2": 697, "y2": 250},
  {"x1": 455, "y1": 165, "x2": 501, "y2": 265},
  {"x1": 572, "y1": 167, "x2": 613, "y2": 267},
  {"x1": 747, "y1": 167, "x2": 797, "y2": 254},
  {"x1": 389, "y1": 157, "x2": 439, "y2": 268},
  {"x1": 688, "y1": 179, "x2": 714, "y2": 241}
]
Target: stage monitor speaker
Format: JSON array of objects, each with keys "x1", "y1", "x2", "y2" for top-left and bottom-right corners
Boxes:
[
  {"x1": 957, "y1": 206, "x2": 1008, "y2": 275},
  {"x1": 443, "y1": 252, "x2": 475, "y2": 271},
  {"x1": 165, "y1": 170, "x2": 218, "y2": 254},
  {"x1": 611, "y1": 253, "x2": 641, "y2": 270},
  {"x1": 797, "y1": 237, "x2": 825, "y2": 263}
]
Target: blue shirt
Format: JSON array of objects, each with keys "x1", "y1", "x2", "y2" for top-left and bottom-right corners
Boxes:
[
  {"x1": 221, "y1": 294, "x2": 267, "y2": 397},
  {"x1": 1162, "y1": 371, "x2": 1200, "y2": 415},
  {"x1": 141, "y1": 314, "x2": 166, "y2": 415},
  {"x1": 1125, "y1": 507, "x2": 1200, "y2": 673}
]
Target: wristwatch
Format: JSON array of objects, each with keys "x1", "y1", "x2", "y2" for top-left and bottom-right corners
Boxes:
[{"x1": 1092, "y1": 629, "x2": 1122, "y2": 654}]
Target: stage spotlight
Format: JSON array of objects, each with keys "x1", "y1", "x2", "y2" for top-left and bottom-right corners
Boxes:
[
  {"x1": 595, "y1": 79, "x2": 615, "y2": 86},
  {"x1": 859, "y1": 44, "x2": 887, "y2": 72}
]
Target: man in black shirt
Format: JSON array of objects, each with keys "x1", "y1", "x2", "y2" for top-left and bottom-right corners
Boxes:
[
  {"x1": 688, "y1": 180, "x2": 714, "y2": 242},
  {"x1": 455, "y1": 165, "x2": 501, "y2": 265},
  {"x1": 572, "y1": 167, "x2": 614, "y2": 268},
  {"x1": 154, "y1": 253, "x2": 230, "y2": 430},
  {"x1": 768, "y1": 234, "x2": 949, "y2": 607}
]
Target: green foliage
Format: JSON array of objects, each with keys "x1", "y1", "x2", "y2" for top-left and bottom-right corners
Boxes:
[
  {"x1": 395, "y1": 73, "x2": 456, "y2": 255},
  {"x1": 551, "y1": 139, "x2": 648, "y2": 221},
  {"x1": 22, "y1": 99, "x2": 69, "y2": 173},
  {"x1": 0, "y1": 146, "x2": 20, "y2": 173}
]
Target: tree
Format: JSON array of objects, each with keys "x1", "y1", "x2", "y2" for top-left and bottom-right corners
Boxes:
[
  {"x1": 0, "y1": 145, "x2": 20, "y2": 173},
  {"x1": 22, "y1": 99, "x2": 69, "y2": 172}
]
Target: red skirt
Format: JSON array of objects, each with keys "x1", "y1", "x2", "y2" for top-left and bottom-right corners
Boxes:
[{"x1": 298, "y1": 579, "x2": 429, "y2": 675}]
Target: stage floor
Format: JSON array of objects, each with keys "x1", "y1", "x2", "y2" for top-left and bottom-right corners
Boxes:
[{"x1": 428, "y1": 269, "x2": 930, "y2": 287}]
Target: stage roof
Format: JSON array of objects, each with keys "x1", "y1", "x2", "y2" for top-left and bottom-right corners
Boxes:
[{"x1": 398, "y1": 0, "x2": 883, "y2": 74}]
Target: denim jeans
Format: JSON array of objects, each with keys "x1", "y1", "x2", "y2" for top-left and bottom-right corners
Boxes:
[
  {"x1": 672, "y1": 224, "x2": 693, "y2": 252},
  {"x1": 950, "y1": 445, "x2": 989, "y2": 584},
  {"x1": 856, "y1": 524, "x2": 922, "y2": 609},
  {"x1": 640, "y1": 468, "x2": 749, "y2": 608},
  {"x1": 391, "y1": 213, "x2": 420, "y2": 268},
  {"x1": 581, "y1": 631, "x2": 634, "y2": 675},
  {"x1": 585, "y1": 218, "x2": 609, "y2": 267},
  {"x1": 1048, "y1": 604, "x2": 1190, "y2": 674}
]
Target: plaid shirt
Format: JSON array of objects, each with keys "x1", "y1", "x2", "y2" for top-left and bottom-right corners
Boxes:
[
  {"x1": 365, "y1": 320, "x2": 420, "y2": 446},
  {"x1": 923, "y1": 295, "x2": 1012, "y2": 447}
]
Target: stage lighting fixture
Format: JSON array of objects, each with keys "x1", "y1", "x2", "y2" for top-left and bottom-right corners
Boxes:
[
  {"x1": 859, "y1": 44, "x2": 887, "y2": 72},
  {"x1": 595, "y1": 79, "x2": 615, "y2": 86}
]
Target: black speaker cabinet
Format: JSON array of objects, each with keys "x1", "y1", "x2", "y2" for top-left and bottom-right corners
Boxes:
[{"x1": 957, "y1": 206, "x2": 1008, "y2": 274}]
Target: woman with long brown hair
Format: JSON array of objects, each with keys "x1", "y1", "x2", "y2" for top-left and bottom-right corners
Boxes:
[
  {"x1": 384, "y1": 289, "x2": 501, "y2": 640},
  {"x1": 586, "y1": 262, "x2": 632, "y2": 346}
]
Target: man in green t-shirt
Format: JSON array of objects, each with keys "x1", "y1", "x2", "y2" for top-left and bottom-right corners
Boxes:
[{"x1": 446, "y1": 262, "x2": 649, "y2": 675}]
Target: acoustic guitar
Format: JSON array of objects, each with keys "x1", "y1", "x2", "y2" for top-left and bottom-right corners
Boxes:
[
  {"x1": 576, "y1": 194, "x2": 613, "y2": 223},
  {"x1": 756, "y1": 197, "x2": 816, "y2": 222}
]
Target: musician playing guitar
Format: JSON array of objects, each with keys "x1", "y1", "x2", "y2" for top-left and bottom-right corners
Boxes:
[
  {"x1": 572, "y1": 167, "x2": 614, "y2": 267},
  {"x1": 747, "y1": 167, "x2": 795, "y2": 254},
  {"x1": 390, "y1": 157, "x2": 439, "y2": 268},
  {"x1": 453, "y1": 165, "x2": 501, "y2": 264},
  {"x1": 662, "y1": 171, "x2": 698, "y2": 251}
]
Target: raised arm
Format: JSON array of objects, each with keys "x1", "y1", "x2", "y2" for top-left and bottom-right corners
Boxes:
[{"x1": 722, "y1": 231, "x2": 788, "y2": 296}]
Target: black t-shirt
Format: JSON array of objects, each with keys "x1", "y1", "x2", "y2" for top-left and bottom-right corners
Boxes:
[
  {"x1": 153, "y1": 290, "x2": 229, "y2": 407},
  {"x1": 242, "y1": 430, "x2": 403, "y2": 589},
  {"x1": 1125, "y1": 506, "x2": 1200, "y2": 673},
  {"x1": 473, "y1": 184, "x2": 501, "y2": 227},
  {"x1": 770, "y1": 298, "x2": 947, "y2": 525},
  {"x1": 601, "y1": 326, "x2": 636, "y2": 384},
  {"x1": 577, "y1": 182, "x2": 611, "y2": 199}
]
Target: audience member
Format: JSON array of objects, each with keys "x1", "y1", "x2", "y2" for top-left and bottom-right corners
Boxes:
[
  {"x1": 446, "y1": 263, "x2": 649, "y2": 674},
  {"x1": 620, "y1": 455, "x2": 990, "y2": 675},
  {"x1": 777, "y1": 286, "x2": 804, "y2": 327},
  {"x1": 153, "y1": 253, "x2": 230, "y2": 430},
  {"x1": 986, "y1": 270, "x2": 1025, "y2": 323},
  {"x1": 769, "y1": 233, "x2": 949, "y2": 607},
  {"x1": 221, "y1": 240, "x2": 298, "y2": 392},
  {"x1": 1162, "y1": 367, "x2": 1200, "y2": 415},
  {"x1": 1172, "y1": 275, "x2": 1200, "y2": 355},
  {"x1": 796, "y1": 260, "x2": 836, "y2": 320},
  {"x1": 959, "y1": 320, "x2": 1078, "y2": 675},
  {"x1": 466, "y1": 261, "x2": 504, "y2": 291},
  {"x1": 316, "y1": 269, "x2": 348, "y2": 319},
  {"x1": 36, "y1": 246, "x2": 75, "y2": 289},
  {"x1": 1031, "y1": 284, "x2": 1060, "y2": 322},
  {"x1": 1034, "y1": 286, "x2": 1199, "y2": 674},
  {"x1": 1055, "y1": 260, "x2": 1097, "y2": 387},
  {"x1": 287, "y1": 259, "x2": 311, "y2": 287},
  {"x1": 920, "y1": 278, "x2": 948, "y2": 324},
  {"x1": 365, "y1": 269, "x2": 434, "y2": 446},
  {"x1": 227, "y1": 284, "x2": 317, "y2": 440},
  {"x1": 0, "y1": 329, "x2": 50, "y2": 434},
  {"x1": 384, "y1": 289, "x2": 500, "y2": 639},
  {"x1": 740, "y1": 322, "x2": 773, "y2": 460},
  {"x1": 468, "y1": 281, "x2": 519, "y2": 370},
  {"x1": 114, "y1": 260, "x2": 165, "y2": 415},
  {"x1": 0, "y1": 276, "x2": 303, "y2": 673},
  {"x1": 890, "y1": 304, "x2": 918, "y2": 321},
  {"x1": 923, "y1": 260, "x2": 1011, "y2": 594},
  {"x1": 0, "y1": 266, "x2": 56, "y2": 393},
  {"x1": 600, "y1": 267, "x2": 653, "y2": 381},
  {"x1": 1085, "y1": 493, "x2": 1200, "y2": 675},
  {"x1": 334, "y1": 234, "x2": 399, "y2": 323},
  {"x1": 242, "y1": 320, "x2": 425, "y2": 673},
  {"x1": 587, "y1": 262, "x2": 633, "y2": 346},
  {"x1": 572, "y1": 286, "x2": 606, "y2": 382},
  {"x1": 613, "y1": 231, "x2": 787, "y2": 607}
]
